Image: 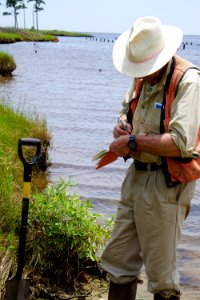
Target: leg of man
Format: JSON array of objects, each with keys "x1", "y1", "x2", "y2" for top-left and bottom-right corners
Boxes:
[
  {"x1": 101, "y1": 163, "x2": 195, "y2": 297},
  {"x1": 133, "y1": 168, "x2": 195, "y2": 294}
]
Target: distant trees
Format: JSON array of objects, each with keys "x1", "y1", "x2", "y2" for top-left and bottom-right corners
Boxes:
[
  {"x1": 19, "y1": 1, "x2": 27, "y2": 29},
  {"x1": 3, "y1": 0, "x2": 24, "y2": 29},
  {"x1": 2, "y1": 0, "x2": 45, "y2": 30},
  {"x1": 28, "y1": 0, "x2": 45, "y2": 30}
]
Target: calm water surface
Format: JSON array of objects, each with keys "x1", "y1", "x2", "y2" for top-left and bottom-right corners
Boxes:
[{"x1": 0, "y1": 33, "x2": 200, "y2": 289}]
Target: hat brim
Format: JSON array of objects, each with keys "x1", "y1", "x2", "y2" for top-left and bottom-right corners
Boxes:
[{"x1": 113, "y1": 25, "x2": 183, "y2": 78}]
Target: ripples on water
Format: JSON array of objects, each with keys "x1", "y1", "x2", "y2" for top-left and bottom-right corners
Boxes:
[{"x1": 0, "y1": 33, "x2": 200, "y2": 289}]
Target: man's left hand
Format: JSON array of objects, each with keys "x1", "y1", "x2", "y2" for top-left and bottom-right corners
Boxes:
[{"x1": 109, "y1": 135, "x2": 130, "y2": 157}]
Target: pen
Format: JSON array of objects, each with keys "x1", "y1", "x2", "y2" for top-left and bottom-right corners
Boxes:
[{"x1": 118, "y1": 116, "x2": 128, "y2": 131}]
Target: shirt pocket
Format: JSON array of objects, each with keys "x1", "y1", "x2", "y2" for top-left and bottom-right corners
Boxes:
[{"x1": 143, "y1": 102, "x2": 162, "y2": 134}]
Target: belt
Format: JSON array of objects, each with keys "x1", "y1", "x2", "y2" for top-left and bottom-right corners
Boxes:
[{"x1": 134, "y1": 160, "x2": 162, "y2": 171}]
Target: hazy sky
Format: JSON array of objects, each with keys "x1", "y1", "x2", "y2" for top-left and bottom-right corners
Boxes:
[{"x1": 0, "y1": 0, "x2": 199, "y2": 35}]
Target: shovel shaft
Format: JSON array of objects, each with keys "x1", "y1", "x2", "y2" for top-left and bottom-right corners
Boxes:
[
  {"x1": 15, "y1": 199, "x2": 29, "y2": 279},
  {"x1": 15, "y1": 138, "x2": 41, "y2": 277}
]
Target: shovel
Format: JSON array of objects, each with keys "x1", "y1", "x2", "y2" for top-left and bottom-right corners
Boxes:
[{"x1": 6, "y1": 138, "x2": 41, "y2": 300}]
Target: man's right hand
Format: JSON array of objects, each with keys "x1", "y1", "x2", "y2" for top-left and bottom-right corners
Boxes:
[{"x1": 113, "y1": 122, "x2": 132, "y2": 138}]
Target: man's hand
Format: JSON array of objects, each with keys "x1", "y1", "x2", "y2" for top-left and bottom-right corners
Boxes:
[
  {"x1": 113, "y1": 121, "x2": 132, "y2": 138},
  {"x1": 109, "y1": 135, "x2": 130, "y2": 157}
]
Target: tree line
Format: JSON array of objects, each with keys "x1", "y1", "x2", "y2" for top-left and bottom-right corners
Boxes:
[{"x1": 0, "y1": 0, "x2": 45, "y2": 30}]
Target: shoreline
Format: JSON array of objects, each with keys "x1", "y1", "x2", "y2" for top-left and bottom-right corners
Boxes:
[
  {"x1": 0, "y1": 28, "x2": 93, "y2": 44},
  {"x1": 84, "y1": 270, "x2": 200, "y2": 300}
]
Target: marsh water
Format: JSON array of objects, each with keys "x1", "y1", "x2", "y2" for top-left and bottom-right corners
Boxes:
[{"x1": 0, "y1": 33, "x2": 200, "y2": 290}]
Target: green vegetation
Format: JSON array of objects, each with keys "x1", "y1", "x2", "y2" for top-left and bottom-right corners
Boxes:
[
  {"x1": 0, "y1": 27, "x2": 93, "y2": 43},
  {"x1": 0, "y1": 51, "x2": 16, "y2": 76},
  {"x1": 0, "y1": 31, "x2": 22, "y2": 43},
  {"x1": 0, "y1": 27, "x2": 58, "y2": 43},
  {"x1": 41, "y1": 29, "x2": 93, "y2": 38},
  {"x1": 0, "y1": 101, "x2": 112, "y2": 298}
]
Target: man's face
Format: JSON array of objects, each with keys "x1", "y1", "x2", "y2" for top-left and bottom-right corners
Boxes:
[{"x1": 137, "y1": 64, "x2": 168, "y2": 84}]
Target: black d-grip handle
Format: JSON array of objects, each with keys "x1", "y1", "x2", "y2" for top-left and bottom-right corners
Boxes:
[
  {"x1": 18, "y1": 138, "x2": 41, "y2": 182},
  {"x1": 18, "y1": 138, "x2": 41, "y2": 166}
]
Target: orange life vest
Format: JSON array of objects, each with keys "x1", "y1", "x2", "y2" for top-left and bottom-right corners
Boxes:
[{"x1": 128, "y1": 55, "x2": 200, "y2": 185}]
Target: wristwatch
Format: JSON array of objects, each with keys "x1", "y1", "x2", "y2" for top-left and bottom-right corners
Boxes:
[{"x1": 128, "y1": 134, "x2": 137, "y2": 151}]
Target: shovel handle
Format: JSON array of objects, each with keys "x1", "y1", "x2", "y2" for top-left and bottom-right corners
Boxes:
[
  {"x1": 18, "y1": 138, "x2": 41, "y2": 166},
  {"x1": 18, "y1": 138, "x2": 41, "y2": 182}
]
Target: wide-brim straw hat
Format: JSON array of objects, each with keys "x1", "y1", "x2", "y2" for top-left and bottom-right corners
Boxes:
[{"x1": 113, "y1": 16, "x2": 183, "y2": 78}]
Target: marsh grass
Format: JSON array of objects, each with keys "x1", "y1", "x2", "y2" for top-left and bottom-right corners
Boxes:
[
  {"x1": 0, "y1": 51, "x2": 16, "y2": 76},
  {"x1": 0, "y1": 27, "x2": 93, "y2": 44},
  {"x1": 0, "y1": 27, "x2": 58, "y2": 43},
  {"x1": 0, "y1": 32, "x2": 22, "y2": 43},
  {"x1": 41, "y1": 29, "x2": 93, "y2": 37}
]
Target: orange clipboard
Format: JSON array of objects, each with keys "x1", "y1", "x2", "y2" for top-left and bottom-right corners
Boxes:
[{"x1": 92, "y1": 150, "x2": 118, "y2": 169}]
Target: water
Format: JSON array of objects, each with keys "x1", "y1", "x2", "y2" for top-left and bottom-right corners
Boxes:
[
  {"x1": 0, "y1": 33, "x2": 200, "y2": 288},
  {"x1": 0, "y1": 33, "x2": 131, "y2": 206}
]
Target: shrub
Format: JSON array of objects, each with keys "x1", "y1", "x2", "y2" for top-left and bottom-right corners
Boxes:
[{"x1": 27, "y1": 178, "x2": 113, "y2": 290}]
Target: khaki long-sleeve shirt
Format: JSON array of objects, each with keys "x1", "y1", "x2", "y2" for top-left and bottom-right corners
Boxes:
[{"x1": 120, "y1": 58, "x2": 200, "y2": 163}]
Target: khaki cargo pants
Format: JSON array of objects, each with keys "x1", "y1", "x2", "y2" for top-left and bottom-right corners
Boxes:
[{"x1": 100, "y1": 162, "x2": 195, "y2": 293}]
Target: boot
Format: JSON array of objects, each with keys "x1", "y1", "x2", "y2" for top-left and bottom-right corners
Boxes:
[
  {"x1": 154, "y1": 290, "x2": 181, "y2": 299},
  {"x1": 108, "y1": 279, "x2": 137, "y2": 300}
]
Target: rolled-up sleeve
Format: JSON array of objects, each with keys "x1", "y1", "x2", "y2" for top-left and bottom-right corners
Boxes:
[{"x1": 169, "y1": 69, "x2": 200, "y2": 158}]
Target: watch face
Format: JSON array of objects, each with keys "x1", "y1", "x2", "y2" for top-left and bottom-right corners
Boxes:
[{"x1": 128, "y1": 140, "x2": 137, "y2": 151}]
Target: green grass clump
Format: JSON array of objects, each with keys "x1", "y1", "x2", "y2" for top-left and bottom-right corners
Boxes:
[{"x1": 0, "y1": 51, "x2": 16, "y2": 76}]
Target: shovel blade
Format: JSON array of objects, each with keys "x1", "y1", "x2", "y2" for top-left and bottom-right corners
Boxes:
[{"x1": 6, "y1": 278, "x2": 30, "y2": 300}]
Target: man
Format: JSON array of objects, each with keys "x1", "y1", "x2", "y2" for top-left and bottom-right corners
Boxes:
[{"x1": 100, "y1": 16, "x2": 200, "y2": 300}]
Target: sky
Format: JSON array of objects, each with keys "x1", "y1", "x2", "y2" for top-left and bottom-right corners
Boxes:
[{"x1": 0, "y1": 0, "x2": 200, "y2": 35}]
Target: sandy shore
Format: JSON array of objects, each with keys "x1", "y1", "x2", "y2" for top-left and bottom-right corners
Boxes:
[{"x1": 84, "y1": 270, "x2": 200, "y2": 300}]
